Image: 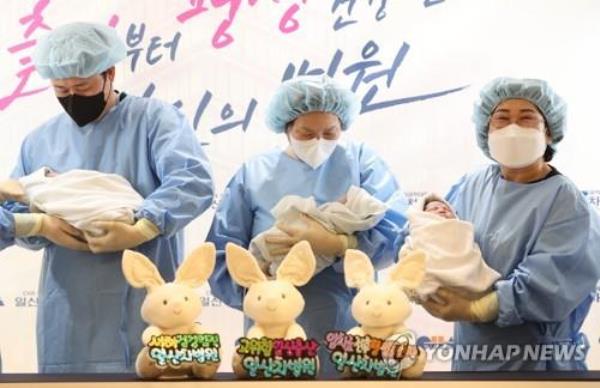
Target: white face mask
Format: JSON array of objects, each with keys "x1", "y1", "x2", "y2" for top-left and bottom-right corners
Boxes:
[
  {"x1": 488, "y1": 123, "x2": 547, "y2": 169},
  {"x1": 289, "y1": 137, "x2": 338, "y2": 169}
]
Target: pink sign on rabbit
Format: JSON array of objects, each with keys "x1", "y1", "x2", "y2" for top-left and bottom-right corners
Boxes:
[
  {"x1": 225, "y1": 240, "x2": 319, "y2": 378},
  {"x1": 122, "y1": 243, "x2": 221, "y2": 380}
]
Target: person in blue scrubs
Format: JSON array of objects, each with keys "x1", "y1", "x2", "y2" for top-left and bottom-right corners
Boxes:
[
  {"x1": 1, "y1": 180, "x2": 92, "y2": 252},
  {"x1": 0, "y1": 179, "x2": 77, "y2": 372},
  {"x1": 0, "y1": 179, "x2": 25, "y2": 373},
  {"x1": 207, "y1": 75, "x2": 409, "y2": 376},
  {"x1": 0, "y1": 204, "x2": 7, "y2": 371},
  {"x1": 0, "y1": 180, "x2": 26, "y2": 250},
  {"x1": 2, "y1": 23, "x2": 214, "y2": 373},
  {"x1": 421, "y1": 77, "x2": 600, "y2": 371},
  {"x1": 0, "y1": 209, "x2": 15, "y2": 252}
]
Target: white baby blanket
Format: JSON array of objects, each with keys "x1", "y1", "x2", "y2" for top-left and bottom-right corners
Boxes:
[
  {"x1": 401, "y1": 193, "x2": 500, "y2": 301},
  {"x1": 19, "y1": 167, "x2": 144, "y2": 236},
  {"x1": 251, "y1": 186, "x2": 387, "y2": 276}
]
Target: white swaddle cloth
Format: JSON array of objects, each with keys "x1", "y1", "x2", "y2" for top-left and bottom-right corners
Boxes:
[
  {"x1": 251, "y1": 185, "x2": 387, "y2": 276},
  {"x1": 19, "y1": 167, "x2": 144, "y2": 236},
  {"x1": 401, "y1": 193, "x2": 500, "y2": 301}
]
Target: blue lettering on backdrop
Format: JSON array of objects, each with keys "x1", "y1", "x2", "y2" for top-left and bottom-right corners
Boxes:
[{"x1": 126, "y1": 1, "x2": 465, "y2": 136}]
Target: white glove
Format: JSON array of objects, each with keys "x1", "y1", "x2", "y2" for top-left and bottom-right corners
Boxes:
[
  {"x1": 265, "y1": 213, "x2": 357, "y2": 257},
  {"x1": 422, "y1": 288, "x2": 499, "y2": 322},
  {"x1": 0, "y1": 180, "x2": 27, "y2": 203},
  {"x1": 13, "y1": 213, "x2": 89, "y2": 251},
  {"x1": 85, "y1": 219, "x2": 160, "y2": 254}
]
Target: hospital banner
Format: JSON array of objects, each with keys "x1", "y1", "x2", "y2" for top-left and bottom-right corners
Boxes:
[{"x1": 0, "y1": 0, "x2": 599, "y2": 372}]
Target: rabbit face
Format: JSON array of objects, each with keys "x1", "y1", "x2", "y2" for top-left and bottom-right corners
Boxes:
[
  {"x1": 141, "y1": 283, "x2": 202, "y2": 330},
  {"x1": 344, "y1": 249, "x2": 426, "y2": 330},
  {"x1": 351, "y1": 283, "x2": 411, "y2": 328},
  {"x1": 122, "y1": 243, "x2": 216, "y2": 332},
  {"x1": 244, "y1": 280, "x2": 305, "y2": 325},
  {"x1": 226, "y1": 241, "x2": 316, "y2": 330}
]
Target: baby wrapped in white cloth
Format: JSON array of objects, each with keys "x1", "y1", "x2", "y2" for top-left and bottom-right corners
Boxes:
[
  {"x1": 250, "y1": 186, "x2": 387, "y2": 276},
  {"x1": 400, "y1": 193, "x2": 500, "y2": 302},
  {"x1": 19, "y1": 167, "x2": 144, "y2": 237}
]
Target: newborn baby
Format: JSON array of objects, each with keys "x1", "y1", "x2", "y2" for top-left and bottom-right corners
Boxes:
[
  {"x1": 250, "y1": 186, "x2": 387, "y2": 277},
  {"x1": 19, "y1": 167, "x2": 144, "y2": 236},
  {"x1": 399, "y1": 193, "x2": 500, "y2": 302},
  {"x1": 424, "y1": 200, "x2": 455, "y2": 219}
]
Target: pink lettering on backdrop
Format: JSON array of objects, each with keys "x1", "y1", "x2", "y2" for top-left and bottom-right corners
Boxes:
[
  {"x1": 0, "y1": 0, "x2": 52, "y2": 111},
  {"x1": 108, "y1": 14, "x2": 120, "y2": 28},
  {"x1": 274, "y1": 0, "x2": 307, "y2": 33},
  {"x1": 1, "y1": 6, "x2": 122, "y2": 112},
  {"x1": 176, "y1": 0, "x2": 307, "y2": 49}
]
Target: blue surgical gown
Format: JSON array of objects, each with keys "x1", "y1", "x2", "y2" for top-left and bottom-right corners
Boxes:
[
  {"x1": 0, "y1": 208, "x2": 15, "y2": 251},
  {"x1": 207, "y1": 141, "x2": 408, "y2": 376},
  {"x1": 2, "y1": 95, "x2": 214, "y2": 373},
  {"x1": 446, "y1": 164, "x2": 600, "y2": 371},
  {"x1": 0, "y1": 208, "x2": 13, "y2": 372}
]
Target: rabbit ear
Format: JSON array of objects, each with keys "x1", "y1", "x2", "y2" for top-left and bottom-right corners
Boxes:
[
  {"x1": 122, "y1": 250, "x2": 165, "y2": 290},
  {"x1": 225, "y1": 243, "x2": 267, "y2": 288},
  {"x1": 175, "y1": 243, "x2": 216, "y2": 288},
  {"x1": 276, "y1": 240, "x2": 315, "y2": 286},
  {"x1": 343, "y1": 249, "x2": 375, "y2": 289},
  {"x1": 388, "y1": 249, "x2": 426, "y2": 290}
]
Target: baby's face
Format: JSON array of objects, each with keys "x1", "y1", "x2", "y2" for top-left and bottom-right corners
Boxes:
[{"x1": 424, "y1": 200, "x2": 455, "y2": 219}]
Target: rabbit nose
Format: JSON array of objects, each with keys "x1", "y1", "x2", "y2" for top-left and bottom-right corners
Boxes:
[
  {"x1": 172, "y1": 302, "x2": 183, "y2": 315},
  {"x1": 266, "y1": 299, "x2": 278, "y2": 312},
  {"x1": 370, "y1": 305, "x2": 383, "y2": 318}
]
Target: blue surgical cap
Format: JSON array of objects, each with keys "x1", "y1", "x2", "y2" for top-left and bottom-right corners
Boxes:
[
  {"x1": 33, "y1": 22, "x2": 127, "y2": 80},
  {"x1": 473, "y1": 77, "x2": 567, "y2": 159},
  {"x1": 265, "y1": 75, "x2": 361, "y2": 133}
]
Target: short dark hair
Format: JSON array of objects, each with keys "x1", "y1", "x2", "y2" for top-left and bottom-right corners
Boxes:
[{"x1": 544, "y1": 145, "x2": 555, "y2": 162}]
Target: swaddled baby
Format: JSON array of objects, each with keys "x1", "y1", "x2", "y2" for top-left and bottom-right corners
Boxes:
[
  {"x1": 19, "y1": 167, "x2": 144, "y2": 236},
  {"x1": 400, "y1": 193, "x2": 500, "y2": 302},
  {"x1": 250, "y1": 186, "x2": 387, "y2": 276}
]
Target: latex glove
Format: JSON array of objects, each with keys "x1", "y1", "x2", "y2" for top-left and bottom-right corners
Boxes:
[
  {"x1": 13, "y1": 213, "x2": 89, "y2": 251},
  {"x1": 265, "y1": 213, "x2": 357, "y2": 257},
  {"x1": 85, "y1": 219, "x2": 160, "y2": 254},
  {"x1": 0, "y1": 180, "x2": 27, "y2": 203},
  {"x1": 421, "y1": 288, "x2": 499, "y2": 323}
]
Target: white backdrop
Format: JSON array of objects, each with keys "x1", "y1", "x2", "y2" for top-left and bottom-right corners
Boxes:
[{"x1": 0, "y1": 0, "x2": 599, "y2": 373}]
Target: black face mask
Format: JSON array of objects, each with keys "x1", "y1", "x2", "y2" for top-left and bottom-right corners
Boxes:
[{"x1": 57, "y1": 76, "x2": 108, "y2": 127}]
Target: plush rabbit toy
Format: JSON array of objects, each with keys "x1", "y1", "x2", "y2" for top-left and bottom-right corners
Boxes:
[
  {"x1": 122, "y1": 243, "x2": 220, "y2": 379},
  {"x1": 343, "y1": 249, "x2": 428, "y2": 379},
  {"x1": 225, "y1": 240, "x2": 317, "y2": 377}
]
